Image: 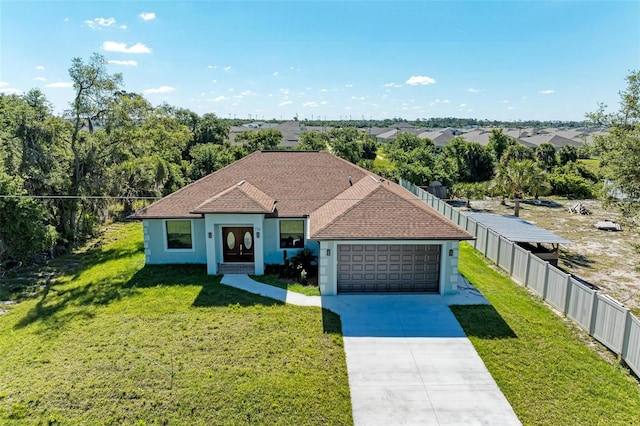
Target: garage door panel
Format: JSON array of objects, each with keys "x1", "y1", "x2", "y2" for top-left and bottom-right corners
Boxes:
[{"x1": 338, "y1": 244, "x2": 440, "y2": 293}]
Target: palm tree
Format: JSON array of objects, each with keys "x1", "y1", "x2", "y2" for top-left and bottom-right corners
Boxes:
[{"x1": 493, "y1": 159, "x2": 548, "y2": 217}]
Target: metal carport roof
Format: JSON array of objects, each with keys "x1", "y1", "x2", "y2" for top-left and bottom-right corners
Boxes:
[{"x1": 465, "y1": 212, "x2": 573, "y2": 244}]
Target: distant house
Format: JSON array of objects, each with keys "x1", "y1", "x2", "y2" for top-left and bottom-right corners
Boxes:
[{"x1": 131, "y1": 151, "x2": 472, "y2": 295}]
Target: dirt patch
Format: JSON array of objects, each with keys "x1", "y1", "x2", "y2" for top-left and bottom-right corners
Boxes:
[{"x1": 463, "y1": 198, "x2": 640, "y2": 313}]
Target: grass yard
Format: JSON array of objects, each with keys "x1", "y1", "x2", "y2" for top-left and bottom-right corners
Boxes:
[
  {"x1": 452, "y1": 242, "x2": 640, "y2": 425},
  {"x1": 0, "y1": 222, "x2": 352, "y2": 425}
]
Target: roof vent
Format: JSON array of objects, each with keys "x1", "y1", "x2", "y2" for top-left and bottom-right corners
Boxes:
[
  {"x1": 348, "y1": 176, "x2": 353, "y2": 186},
  {"x1": 369, "y1": 176, "x2": 379, "y2": 183},
  {"x1": 237, "y1": 180, "x2": 245, "y2": 186}
]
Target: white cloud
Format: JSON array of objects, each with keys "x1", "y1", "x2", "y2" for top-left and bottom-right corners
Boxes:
[
  {"x1": 139, "y1": 12, "x2": 156, "y2": 21},
  {"x1": 507, "y1": 106, "x2": 515, "y2": 110},
  {"x1": 46, "y1": 82, "x2": 73, "y2": 88},
  {"x1": 320, "y1": 88, "x2": 328, "y2": 93},
  {"x1": 320, "y1": 101, "x2": 328, "y2": 105},
  {"x1": 539, "y1": 89, "x2": 555, "y2": 94},
  {"x1": 102, "y1": 41, "x2": 151, "y2": 54},
  {"x1": 34, "y1": 77, "x2": 46, "y2": 81},
  {"x1": 223, "y1": 66, "x2": 232, "y2": 72},
  {"x1": 85, "y1": 17, "x2": 116, "y2": 29},
  {"x1": 278, "y1": 100, "x2": 293, "y2": 106},
  {"x1": 442, "y1": 99, "x2": 450, "y2": 103},
  {"x1": 227, "y1": 88, "x2": 235, "y2": 92},
  {"x1": 207, "y1": 65, "x2": 217, "y2": 69},
  {"x1": 383, "y1": 82, "x2": 401, "y2": 88},
  {"x1": 522, "y1": 96, "x2": 527, "y2": 100},
  {"x1": 144, "y1": 86, "x2": 175, "y2": 94},
  {"x1": 279, "y1": 88, "x2": 290, "y2": 95},
  {"x1": 0, "y1": 88, "x2": 22, "y2": 95},
  {"x1": 0, "y1": 81, "x2": 9, "y2": 87},
  {"x1": 211, "y1": 79, "x2": 217, "y2": 84},
  {"x1": 303, "y1": 101, "x2": 318, "y2": 107},
  {"x1": 212, "y1": 96, "x2": 228, "y2": 102},
  {"x1": 241, "y1": 90, "x2": 256, "y2": 96},
  {"x1": 459, "y1": 103, "x2": 467, "y2": 108},
  {"x1": 108, "y1": 59, "x2": 138, "y2": 66},
  {"x1": 500, "y1": 100, "x2": 509, "y2": 104},
  {"x1": 467, "y1": 88, "x2": 480, "y2": 93},
  {"x1": 35, "y1": 65, "x2": 45, "y2": 70},
  {"x1": 273, "y1": 71, "x2": 279, "y2": 76},
  {"x1": 345, "y1": 84, "x2": 353, "y2": 88},
  {"x1": 351, "y1": 96, "x2": 365, "y2": 100},
  {"x1": 405, "y1": 75, "x2": 436, "y2": 86},
  {"x1": 119, "y1": 25, "x2": 127, "y2": 29}
]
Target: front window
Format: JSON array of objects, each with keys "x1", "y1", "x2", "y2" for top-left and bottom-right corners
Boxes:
[
  {"x1": 166, "y1": 220, "x2": 193, "y2": 249},
  {"x1": 280, "y1": 220, "x2": 304, "y2": 248}
]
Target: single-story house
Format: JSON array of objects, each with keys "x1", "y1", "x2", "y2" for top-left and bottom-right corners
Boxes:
[{"x1": 131, "y1": 151, "x2": 473, "y2": 295}]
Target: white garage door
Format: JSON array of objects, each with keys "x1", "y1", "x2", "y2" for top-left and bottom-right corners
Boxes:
[{"x1": 337, "y1": 244, "x2": 440, "y2": 293}]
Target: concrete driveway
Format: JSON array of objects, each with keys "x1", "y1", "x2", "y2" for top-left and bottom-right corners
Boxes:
[
  {"x1": 221, "y1": 275, "x2": 520, "y2": 425},
  {"x1": 330, "y1": 295, "x2": 521, "y2": 425}
]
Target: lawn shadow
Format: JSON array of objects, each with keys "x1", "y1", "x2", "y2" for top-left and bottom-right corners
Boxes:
[
  {"x1": 450, "y1": 304, "x2": 518, "y2": 339},
  {"x1": 321, "y1": 307, "x2": 343, "y2": 335},
  {"x1": 123, "y1": 265, "x2": 285, "y2": 308},
  {"x1": 560, "y1": 251, "x2": 595, "y2": 269},
  {"x1": 192, "y1": 279, "x2": 284, "y2": 308}
]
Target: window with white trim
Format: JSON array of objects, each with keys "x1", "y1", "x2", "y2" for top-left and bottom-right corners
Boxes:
[
  {"x1": 279, "y1": 220, "x2": 304, "y2": 248},
  {"x1": 166, "y1": 220, "x2": 193, "y2": 249}
]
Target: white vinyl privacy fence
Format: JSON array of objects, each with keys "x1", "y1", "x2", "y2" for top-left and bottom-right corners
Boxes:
[{"x1": 402, "y1": 180, "x2": 640, "y2": 378}]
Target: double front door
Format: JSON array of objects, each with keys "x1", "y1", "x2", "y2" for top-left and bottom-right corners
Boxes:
[{"x1": 222, "y1": 227, "x2": 254, "y2": 262}]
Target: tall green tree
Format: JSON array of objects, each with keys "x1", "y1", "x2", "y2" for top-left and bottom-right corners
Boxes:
[
  {"x1": 500, "y1": 144, "x2": 535, "y2": 165},
  {"x1": 535, "y1": 143, "x2": 557, "y2": 171},
  {"x1": 236, "y1": 129, "x2": 283, "y2": 152},
  {"x1": 296, "y1": 131, "x2": 329, "y2": 151},
  {"x1": 493, "y1": 159, "x2": 548, "y2": 217},
  {"x1": 386, "y1": 133, "x2": 436, "y2": 185},
  {"x1": 326, "y1": 128, "x2": 365, "y2": 164},
  {"x1": 65, "y1": 53, "x2": 123, "y2": 242},
  {"x1": 487, "y1": 129, "x2": 516, "y2": 160},
  {"x1": 588, "y1": 70, "x2": 640, "y2": 212},
  {"x1": 559, "y1": 145, "x2": 578, "y2": 165}
]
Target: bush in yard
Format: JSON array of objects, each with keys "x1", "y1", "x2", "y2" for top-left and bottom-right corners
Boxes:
[
  {"x1": 282, "y1": 246, "x2": 317, "y2": 282},
  {"x1": 0, "y1": 172, "x2": 58, "y2": 264},
  {"x1": 548, "y1": 173, "x2": 595, "y2": 198}
]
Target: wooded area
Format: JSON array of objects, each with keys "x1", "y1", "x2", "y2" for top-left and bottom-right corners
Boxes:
[{"x1": 0, "y1": 54, "x2": 636, "y2": 266}]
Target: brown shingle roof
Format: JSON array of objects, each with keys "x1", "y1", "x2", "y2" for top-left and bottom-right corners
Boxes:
[
  {"x1": 311, "y1": 180, "x2": 473, "y2": 240},
  {"x1": 131, "y1": 151, "x2": 367, "y2": 219},
  {"x1": 131, "y1": 151, "x2": 472, "y2": 241},
  {"x1": 191, "y1": 181, "x2": 276, "y2": 214}
]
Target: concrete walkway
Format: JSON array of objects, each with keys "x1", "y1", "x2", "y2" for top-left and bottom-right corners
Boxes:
[{"x1": 221, "y1": 275, "x2": 521, "y2": 425}]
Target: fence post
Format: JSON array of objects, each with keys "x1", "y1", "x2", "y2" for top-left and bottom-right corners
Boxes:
[
  {"x1": 542, "y1": 263, "x2": 550, "y2": 299},
  {"x1": 563, "y1": 274, "x2": 572, "y2": 315},
  {"x1": 483, "y1": 228, "x2": 489, "y2": 257},
  {"x1": 508, "y1": 243, "x2": 515, "y2": 276},
  {"x1": 622, "y1": 310, "x2": 633, "y2": 359},
  {"x1": 495, "y1": 235, "x2": 502, "y2": 268},
  {"x1": 524, "y1": 251, "x2": 531, "y2": 287},
  {"x1": 588, "y1": 292, "x2": 599, "y2": 336}
]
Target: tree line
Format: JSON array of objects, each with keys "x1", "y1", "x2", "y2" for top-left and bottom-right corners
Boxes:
[{"x1": 0, "y1": 52, "x2": 636, "y2": 265}]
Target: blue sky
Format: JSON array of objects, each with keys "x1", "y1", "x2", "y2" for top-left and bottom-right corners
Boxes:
[{"x1": 1, "y1": 1, "x2": 639, "y2": 121}]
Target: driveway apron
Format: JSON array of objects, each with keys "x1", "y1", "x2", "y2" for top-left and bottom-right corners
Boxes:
[{"x1": 335, "y1": 294, "x2": 520, "y2": 425}]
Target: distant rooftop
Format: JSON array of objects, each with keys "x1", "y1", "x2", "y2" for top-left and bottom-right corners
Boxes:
[{"x1": 465, "y1": 212, "x2": 572, "y2": 244}]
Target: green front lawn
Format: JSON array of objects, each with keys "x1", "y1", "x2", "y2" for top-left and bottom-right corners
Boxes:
[
  {"x1": 452, "y1": 242, "x2": 640, "y2": 425},
  {"x1": 0, "y1": 222, "x2": 351, "y2": 425}
]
